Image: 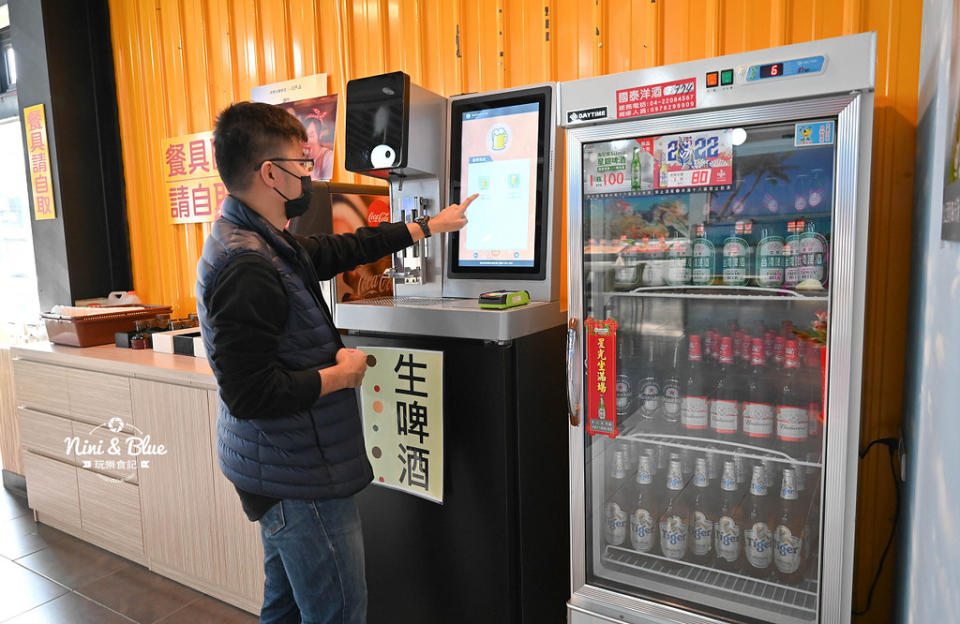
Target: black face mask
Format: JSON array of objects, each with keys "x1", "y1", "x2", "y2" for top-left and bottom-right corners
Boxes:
[{"x1": 272, "y1": 163, "x2": 313, "y2": 219}]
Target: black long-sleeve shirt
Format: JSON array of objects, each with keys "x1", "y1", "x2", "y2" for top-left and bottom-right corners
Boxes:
[{"x1": 206, "y1": 221, "x2": 413, "y2": 521}]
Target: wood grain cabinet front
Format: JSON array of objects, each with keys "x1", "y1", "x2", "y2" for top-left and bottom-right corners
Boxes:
[
  {"x1": 132, "y1": 379, "x2": 221, "y2": 583},
  {"x1": 206, "y1": 389, "x2": 265, "y2": 608},
  {"x1": 77, "y1": 469, "x2": 144, "y2": 560},
  {"x1": 23, "y1": 452, "x2": 80, "y2": 530},
  {"x1": 67, "y1": 368, "x2": 133, "y2": 428},
  {"x1": 18, "y1": 407, "x2": 76, "y2": 464},
  {"x1": 12, "y1": 359, "x2": 70, "y2": 416}
]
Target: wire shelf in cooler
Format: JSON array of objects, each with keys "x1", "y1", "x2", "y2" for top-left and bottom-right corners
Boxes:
[
  {"x1": 617, "y1": 426, "x2": 823, "y2": 468},
  {"x1": 608, "y1": 285, "x2": 829, "y2": 301},
  {"x1": 602, "y1": 545, "x2": 819, "y2": 620}
]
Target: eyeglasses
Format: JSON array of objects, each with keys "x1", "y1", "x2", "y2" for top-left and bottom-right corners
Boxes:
[{"x1": 254, "y1": 158, "x2": 314, "y2": 173}]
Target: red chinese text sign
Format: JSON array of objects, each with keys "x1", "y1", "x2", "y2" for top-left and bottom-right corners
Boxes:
[{"x1": 585, "y1": 318, "x2": 619, "y2": 438}]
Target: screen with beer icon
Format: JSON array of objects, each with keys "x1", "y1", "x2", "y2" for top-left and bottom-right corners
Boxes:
[{"x1": 457, "y1": 102, "x2": 540, "y2": 268}]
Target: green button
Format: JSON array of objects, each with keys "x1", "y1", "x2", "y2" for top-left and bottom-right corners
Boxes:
[{"x1": 720, "y1": 69, "x2": 734, "y2": 86}]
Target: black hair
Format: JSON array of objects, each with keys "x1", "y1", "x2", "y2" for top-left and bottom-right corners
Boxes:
[{"x1": 213, "y1": 102, "x2": 307, "y2": 192}]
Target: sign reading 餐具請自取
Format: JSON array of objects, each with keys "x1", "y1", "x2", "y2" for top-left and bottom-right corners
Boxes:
[
  {"x1": 23, "y1": 104, "x2": 56, "y2": 221},
  {"x1": 163, "y1": 131, "x2": 226, "y2": 224},
  {"x1": 359, "y1": 347, "x2": 443, "y2": 503}
]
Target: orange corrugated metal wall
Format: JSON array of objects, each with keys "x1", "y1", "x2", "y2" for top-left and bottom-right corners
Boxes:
[{"x1": 107, "y1": 1, "x2": 920, "y2": 620}]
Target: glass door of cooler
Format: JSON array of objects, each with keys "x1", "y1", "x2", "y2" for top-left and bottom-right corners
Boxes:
[{"x1": 579, "y1": 119, "x2": 835, "y2": 623}]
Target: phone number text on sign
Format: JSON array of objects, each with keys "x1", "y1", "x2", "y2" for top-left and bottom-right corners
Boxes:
[{"x1": 616, "y1": 78, "x2": 697, "y2": 119}]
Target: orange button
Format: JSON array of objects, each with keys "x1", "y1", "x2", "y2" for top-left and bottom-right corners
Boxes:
[{"x1": 706, "y1": 72, "x2": 719, "y2": 88}]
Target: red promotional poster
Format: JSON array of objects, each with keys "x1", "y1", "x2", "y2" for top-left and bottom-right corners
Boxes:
[
  {"x1": 585, "y1": 318, "x2": 619, "y2": 438},
  {"x1": 616, "y1": 78, "x2": 697, "y2": 119}
]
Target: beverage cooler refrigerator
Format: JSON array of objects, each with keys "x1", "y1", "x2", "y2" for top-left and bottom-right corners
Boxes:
[{"x1": 561, "y1": 34, "x2": 875, "y2": 624}]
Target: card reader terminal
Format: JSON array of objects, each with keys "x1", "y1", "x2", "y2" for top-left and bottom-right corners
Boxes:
[{"x1": 478, "y1": 290, "x2": 530, "y2": 309}]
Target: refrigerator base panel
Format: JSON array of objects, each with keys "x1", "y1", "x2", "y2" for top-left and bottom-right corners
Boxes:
[{"x1": 593, "y1": 544, "x2": 817, "y2": 624}]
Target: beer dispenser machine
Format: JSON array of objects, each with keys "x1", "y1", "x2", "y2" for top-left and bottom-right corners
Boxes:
[{"x1": 337, "y1": 71, "x2": 568, "y2": 624}]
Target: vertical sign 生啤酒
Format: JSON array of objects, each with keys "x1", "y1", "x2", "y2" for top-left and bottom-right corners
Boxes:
[{"x1": 359, "y1": 347, "x2": 444, "y2": 503}]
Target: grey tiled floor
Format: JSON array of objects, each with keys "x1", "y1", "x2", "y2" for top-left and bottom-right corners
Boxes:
[{"x1": 0, "y1": 487, "x2": 257, "y2": 623}]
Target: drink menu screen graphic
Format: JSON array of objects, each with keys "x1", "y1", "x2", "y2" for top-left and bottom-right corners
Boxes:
[{"x1": 457, "y1": 102, "x2": 540, "y2": 267}]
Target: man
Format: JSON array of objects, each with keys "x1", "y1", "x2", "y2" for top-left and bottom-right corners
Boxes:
[{"x1": 196, "y1": 101, "x2": 476, "y2": 624}]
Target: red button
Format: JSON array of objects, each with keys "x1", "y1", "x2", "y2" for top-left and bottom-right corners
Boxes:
[{"x1": 706, "y1": 72, "x2": 719, "y2": 88}]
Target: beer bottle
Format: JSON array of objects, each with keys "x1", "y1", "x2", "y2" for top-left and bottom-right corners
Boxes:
[
  {"x1": 736, "y1": 330, "x2": 752, "y2": 376},
  {"x1": 615, "y1": 351, "x2": 637, "y2": 429},
  {"x1": 743, "y1": 464, "x2": 775, "y2": 578},
  {"x1": 776, "y1": 340, "x2": 809, "y2": 458},
  {"x1": 799, "y1": 220, "x2": 828, "y2": 288},
  {"x1": 709, "y1": 336, "x2": 741, "y2": 443},
  {"x1": 660, "y1": 340, "x2": 682, "y2": 435},
  {"x1": 637, "y1": 339, "x2": 662, "y2": 431},
  {"x1": 692, "y1": 224, "x2": 716, "y2": 286},
  {"x1": 604, "y1": 450, "x2": 630, "y2": 546},
  {"x1": 804, "y1": 344, "x2": 824, "y2": 461},
  {"x1": 755, "y1": 226, "x2": 785, "y2": 288},
  {"x1": 742, "y1": 221, "x2": 756, "y2": 284},
  {"x1": 772, "y1": 335, "x2": 785, "y2": 371},
  {"x1": 742, "y1": 338, "x2": 776, "y2": 448},
  {"x1": 774, "y1": 468, "x2": 805, "y2": 584},
  {"x1": 722, "y1": 222, "x2": 750, "y2": 286},
  {"x1": 784, "y1": 221, "x2": 802, "y2": 289},
  {"x1": 666, "y1": 232, "x2": 693, "y2": 286},
  {"x1": 629, "y1": 455, "x2": 658, "y2": 553},
  {"x1": 688, "y1": 457, "x2": 715, "y2": 565},
  {"x1": 616, "y1": 438, "x2": 637, "y2": 476},
  {"x1": 714, "y1": 460, "x2": 743, "y2": 572},
  {"x1": 658, "y1": 458, "x2": 690, "y2": 560},
  {"x1": 631, "y1": 146, "x2": 642, "y2": 191},
  {"x1": 763, "y1": 330, "x2": 776, "y2": 361},
  {"x1": 681, "y1": 335, "x2": 710, "y2": 436}
]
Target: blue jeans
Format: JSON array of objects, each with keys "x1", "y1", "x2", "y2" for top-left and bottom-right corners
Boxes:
[{"x1": 258, "y1": 497, "x2": 367, "y2": 624}]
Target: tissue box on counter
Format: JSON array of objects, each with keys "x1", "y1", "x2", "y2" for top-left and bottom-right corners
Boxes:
[{"x1": 151, "y1": 328, "x2": 207, "y2": 359}]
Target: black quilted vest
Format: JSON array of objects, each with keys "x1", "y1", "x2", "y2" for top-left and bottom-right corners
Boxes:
[{"x1": 196, "y1": 196, "x2": 372, "y2": 500}]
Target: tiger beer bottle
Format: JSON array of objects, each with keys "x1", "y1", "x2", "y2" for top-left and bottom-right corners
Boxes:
[
  {"x1": 774, "y1": 468, "x2": 805, "y2": 585},
  {"x1": 604, "y1": 450, "x2": 629, "y2": 546},
  {"x1": 658, "y1": 458, "x2": 690, "y2": 561},
  {"x1": 714, "y1": 461, "x2": 744, "y2": 572}
]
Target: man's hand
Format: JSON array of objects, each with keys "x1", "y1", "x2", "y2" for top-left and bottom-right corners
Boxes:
[
  {"x1": 428, "y1": 193, "x2": 479, "y2": 234},
  {"x1": 319, "y1": 348, "x2": 368, "y2": 395},
  {"x1": 335, "y1": 348, "x2": 368, "y2": 387}
]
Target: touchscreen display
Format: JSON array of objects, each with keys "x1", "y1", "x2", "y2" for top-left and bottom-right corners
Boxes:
[{"x1": 457, "y1": 102, "x2": 540, "y2": 268}]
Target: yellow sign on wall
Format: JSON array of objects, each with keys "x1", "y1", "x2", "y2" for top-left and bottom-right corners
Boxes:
[
  {"x1": 23, "y1": 104, "x2": 56, "y2": 221},
  {"x1": 162, "y1": 130, "x2": 225, "y2": 224},
  {"x1": 359, "y1": 347, "x2": 443, "y2": 503}
]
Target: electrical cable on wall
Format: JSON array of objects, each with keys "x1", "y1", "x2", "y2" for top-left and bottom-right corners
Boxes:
[{"x1": 852, "y1": 437, "x2": 900, "y2": 617}]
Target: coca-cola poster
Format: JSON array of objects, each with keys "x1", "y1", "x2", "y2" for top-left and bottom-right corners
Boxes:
[
  {"x1": 585, "y1": 318, "x2": 619, "y2": 438},
  {"x1": 332, "y1": 192, "x2": 393, "y2": 302}
]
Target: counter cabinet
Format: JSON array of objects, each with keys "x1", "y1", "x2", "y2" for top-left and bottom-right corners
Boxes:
[{"x1": 10, "y1": 345, "x2": 264, "y2": 615}]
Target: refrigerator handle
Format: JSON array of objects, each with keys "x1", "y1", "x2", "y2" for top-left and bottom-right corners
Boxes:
[{"x1": 566, "y1": 317, "x2": 581, "y2": 426}]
